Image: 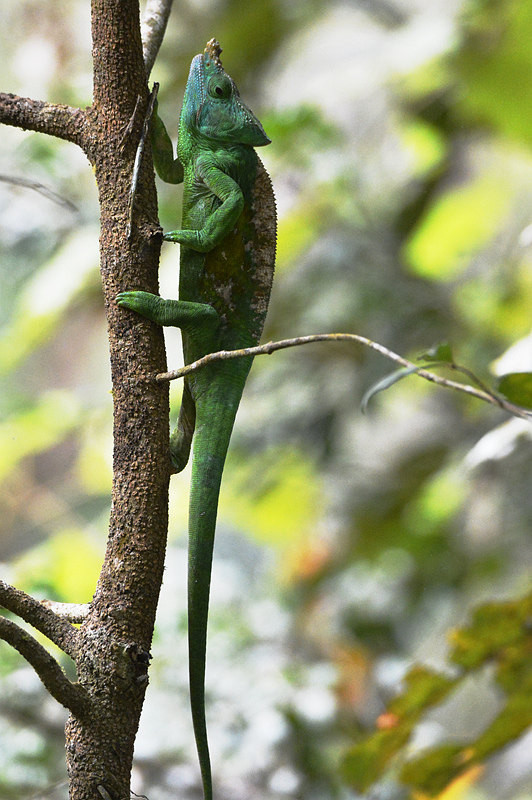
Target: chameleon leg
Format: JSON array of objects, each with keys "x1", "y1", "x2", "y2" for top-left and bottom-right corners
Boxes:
[
  {"x1": 116, "y1": 291, "x2": 219, "y2": 331},
  {"x1": 117, "y1": 291, "x2": 219, "y2": 475},
  {"x1": 171, "y1": 379, "x2": 195, "y2": 473},
  {"x1": 163, "y1": 165, "x2": 245, "y2": 253}
]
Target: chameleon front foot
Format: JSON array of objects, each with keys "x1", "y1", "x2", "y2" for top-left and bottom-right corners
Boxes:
[
  {"x1": 116, "y1": 290, "x2": 166, "y2": 323},
  {"x1": 163, "y1": 228, "x2": 216, "y2": 253}
]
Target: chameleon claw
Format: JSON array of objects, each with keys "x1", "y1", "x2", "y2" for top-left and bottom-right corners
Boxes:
[
  {"x1": 116, "y1": 290, "x2": 161, "y2": 318},
  {"x1": 162, "y1": 229, "x2": 184, "y2": 242},
  {"x1": 116, "y1": 290, "x2": 142, "y2": 309}
]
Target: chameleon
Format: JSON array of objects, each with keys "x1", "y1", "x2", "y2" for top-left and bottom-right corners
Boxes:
[{"x1": 117, "y1": 39, "x2": 276, "y2": 800}]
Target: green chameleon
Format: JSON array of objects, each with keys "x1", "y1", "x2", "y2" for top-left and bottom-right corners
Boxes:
[{"x1": 117, "y1": 39, "x2": 276, "y2": 800}]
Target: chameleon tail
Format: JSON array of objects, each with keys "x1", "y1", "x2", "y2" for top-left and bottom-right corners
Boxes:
[{"x1": 187, "y1": 380, "x2": 247, "y2": 800}]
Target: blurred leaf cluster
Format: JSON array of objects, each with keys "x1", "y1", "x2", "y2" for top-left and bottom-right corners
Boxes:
[{"x1": 342, "y1": 591, "x2": 532, "y2": 795}]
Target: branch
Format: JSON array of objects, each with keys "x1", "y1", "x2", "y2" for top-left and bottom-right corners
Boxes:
[
  {"x1": 0, "y1": 93, "x2": 88, "y2": 147},
  {"x1": 156, "y1": 333, "x2": 531, "y2": 419},
  {"x1": 0, "y1": 580, "x2": 78, "y2": 658},
  {"x1": 141, "y1": 0, "x2": 174, "y2": 78},
  {"x1": 0, "y1": 616, "x2": 89, "y2": 716}
]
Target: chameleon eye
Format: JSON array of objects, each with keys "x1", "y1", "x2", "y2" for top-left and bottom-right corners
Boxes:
[{"x1": 208, "y1": 75, "x2": 232, "y2": 99}]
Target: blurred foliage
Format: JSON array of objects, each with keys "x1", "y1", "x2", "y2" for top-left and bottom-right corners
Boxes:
[
  {"x1": 1, "y1": 0, "x2": 532, "y2": 798},
  {"x1": 455, "y1": 0, "x2": 532, "y2": 146},
  {"x1": 222, "y1": 445, "x2": 324, "y2": 555},
  {"x1": 403, "y1": 173, "x2": 515, "y2": 279},
  {"x1": 342, "y1": 591, "x2": 532, "y2": 794},
  {"x1": 13, "y1": 528, "x2": 102, "y2": 601}
]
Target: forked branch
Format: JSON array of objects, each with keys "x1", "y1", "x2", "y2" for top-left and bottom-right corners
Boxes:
[
  {"x1": 0, "y1": 616, "x2": 89, "y2": 716},
  {"x1": 0, "y1": 580, "x2": 79, "y2": 657}
]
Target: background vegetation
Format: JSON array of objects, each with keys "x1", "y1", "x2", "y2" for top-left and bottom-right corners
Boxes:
[{"x1": 0, "y1": 0, "x2": 531, "y2": 798}]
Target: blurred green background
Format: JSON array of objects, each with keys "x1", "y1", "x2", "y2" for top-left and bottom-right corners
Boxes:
[{"x1": 0, "y1": 0, "x2": 531, "y2": 798}]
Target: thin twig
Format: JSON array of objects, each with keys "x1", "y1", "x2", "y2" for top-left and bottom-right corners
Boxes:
[
  {"x1": 120, "y1": 94, "x2": 143, "y2": 151},
  {"x1": 127, "y1": 83, "x2": 159, "y2": 240},
  {"x1": 0, "y1": 616, "x2": 89, "y2": 716},
  {"x1": 0, "y1": 174, "x2": 78, "y2": 212},
  {"x1": 429, "y1": 359, "x2": 501, "y2": 403},
  {"x1": 0, "y1": 580, "x2": 79, "y2": 657},
  {"x1": 155, "y1": 333, "x2": 531, "y2": 419}
]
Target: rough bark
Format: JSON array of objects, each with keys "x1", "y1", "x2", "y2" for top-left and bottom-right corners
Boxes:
[
  {"x1": 0, "y1": 0, "x2": 172, "y2": 798},
  {"x1": 65, "y1": 1, "x2": 170, "y2": 798}
]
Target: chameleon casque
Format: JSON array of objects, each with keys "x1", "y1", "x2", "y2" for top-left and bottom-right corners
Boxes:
[{"x1": 117, "y1": 39, "x2": 276, "y2": 800}]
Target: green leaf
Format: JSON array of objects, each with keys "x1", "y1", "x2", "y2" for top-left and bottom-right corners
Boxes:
[
  {"x1": 341, "y1": 728, "x2": 412, "y2": 792},
  {"x1": 400, "y1": 743, "x2": 466, "y2": 795},
  {"x1": 496, "y1": 372, "x2": 532, "y2": 409},
  {"x1": 341, "y1": 666, "x2": 457, "y2": 792},
  {"x1": 390, "y1": 666, "x2": 457, "y2": 719},
  {"x1": 474, "y1": 679, "x2": 532, "y2": 760},
  {"x1": 361, "y1": 367, "x2": 419, "y2": 412},
  {"x1": 418, "y1": 342, "x2": 454, "y2": 364},
  {"x1": 448, "y1": 593, "x2": 532, "y2": 690}
]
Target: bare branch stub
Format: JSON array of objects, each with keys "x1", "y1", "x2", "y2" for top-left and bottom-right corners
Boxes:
[{"x1": 0, "y1": 93, "x2": 88, "y2": 148}]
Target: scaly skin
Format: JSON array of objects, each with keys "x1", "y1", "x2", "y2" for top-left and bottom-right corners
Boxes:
[{"x1": 117, "y1": 39, "x2": 276, "y2": 800}]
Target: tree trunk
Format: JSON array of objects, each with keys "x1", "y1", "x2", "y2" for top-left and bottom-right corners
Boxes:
[
  {"x1": 0, "y1": 0, "x2": 173, "y2": 797},
  {"x1": 65, "y1": 1, "x2": 171, "y2": 797}
]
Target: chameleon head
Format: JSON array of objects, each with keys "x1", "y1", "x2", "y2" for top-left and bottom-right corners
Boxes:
[{"x1": 180, "y1": 38, "x2": 271, "y2": 148}]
